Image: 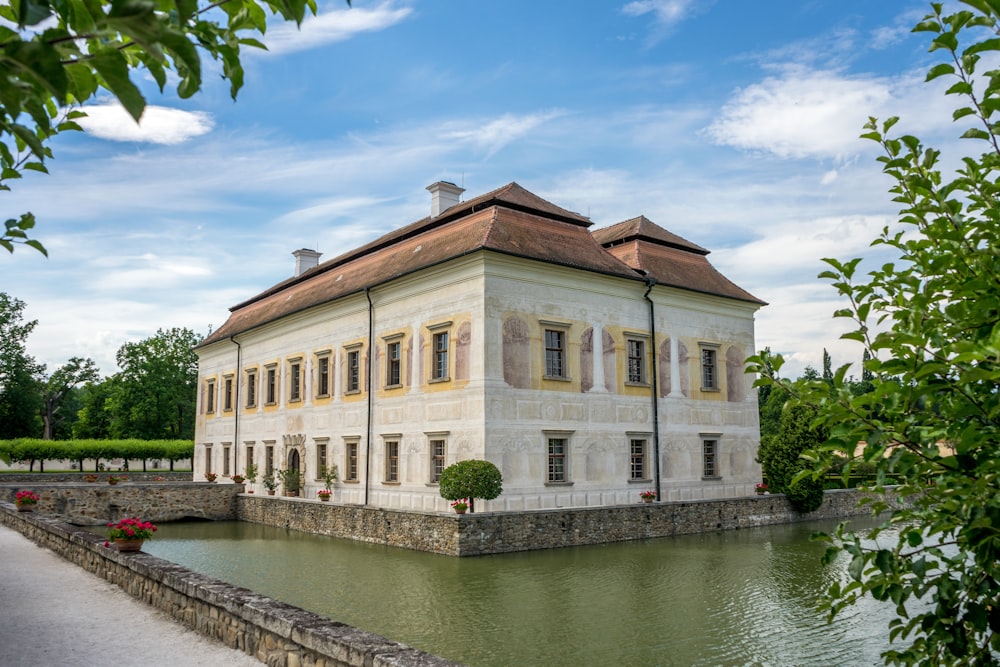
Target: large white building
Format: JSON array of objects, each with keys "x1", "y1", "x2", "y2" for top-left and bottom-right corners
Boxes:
[{"x1": 194, "y1": 182, "x2": 766, "y2": 511}]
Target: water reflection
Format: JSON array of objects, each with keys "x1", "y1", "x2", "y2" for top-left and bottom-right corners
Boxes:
[{"x1": 141, "y1": 516, "x2": 898, "y2": 666}]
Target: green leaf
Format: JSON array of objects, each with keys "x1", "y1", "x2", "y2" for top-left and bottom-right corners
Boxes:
[
  {"x1": 16, "y1": 0, "x2": 53, "y2": 27},
  {"x1": 89, "y1": 49, "x2": 146, "y2": 122},
  {"x1": 926, "y1": 62, "x2": 955, "y2": 81},
  {"x1": 2, "y1": 40, "x2": 69, "y2": 101}
]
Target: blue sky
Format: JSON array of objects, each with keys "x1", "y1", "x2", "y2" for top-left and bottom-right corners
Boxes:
[{"x1": 1, "y1": 1, "x2": 969, "y2": 379}]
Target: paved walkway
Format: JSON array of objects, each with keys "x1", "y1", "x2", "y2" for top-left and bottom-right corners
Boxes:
[{"x1": 0, "y1": 523, "x2": 261, "y2": 666}]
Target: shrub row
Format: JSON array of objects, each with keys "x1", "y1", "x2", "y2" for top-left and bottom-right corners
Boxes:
[{"x1": 0, "y1": 439, "x2": 193, "y2": 472}]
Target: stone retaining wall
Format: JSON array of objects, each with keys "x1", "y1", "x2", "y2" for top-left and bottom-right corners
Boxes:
[
  {"x1": 0, "y1": 472, "x2": 192, "y2": 483},
  {"x1": 0, "y1": 481, "x2": 239, "y2": 525},
  {"x1": 238, "y1": 488, "x2": 893, "y2": 556},
  {"x1": 0, "y1": 504, "x2": 461, "y2": 667}
]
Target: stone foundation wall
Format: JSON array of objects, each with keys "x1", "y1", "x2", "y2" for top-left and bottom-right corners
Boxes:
[
  {"x1": 238, "y1": 488, "x2": 893, "y2": 556},
  {"x1": 0, "y1": 481, "x2": 239, "y2": 525},
  {"x1": 237, "y1": 496, "x2": 461, "y2": 555},
  {"x1": 0, "y1": 505, "x2": 460, "y2": 667}
]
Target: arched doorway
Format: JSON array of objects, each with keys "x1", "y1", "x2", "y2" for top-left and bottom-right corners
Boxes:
[{"x1": 286, "y1": 448, "x2": 301, "y2": 496}]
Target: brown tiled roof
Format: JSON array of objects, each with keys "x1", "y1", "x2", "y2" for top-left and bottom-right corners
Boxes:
[
  {"x1": 199, "y1": 185, "x2": 636, "y2": 347},
  {"x1": 591, "y1": 215, "x2": 709, "y2": 255},
  {"x1": 199, "y1": 185, "x2": 765, "y2": 348},
  {"x1": 595, "y1": 217, "x2": 765, "y2": 305}
]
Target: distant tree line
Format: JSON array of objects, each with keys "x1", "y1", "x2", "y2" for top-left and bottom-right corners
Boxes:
[
  {"x1": 0, "y1": 292, "x2": 201, "y2": 441},
  {"x1": 0, "y1": 438, "x2": 194, "y2": 472}
]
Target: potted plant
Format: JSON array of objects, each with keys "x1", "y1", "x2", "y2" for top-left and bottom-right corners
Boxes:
[
  {"x1": 451, "y1": 498, "x2": 469, "y2": 514},
  {"x1": 755, "y1": 483, "x2": 769, "y2": 495},
  {"x1": 244, "y1": 462, "x2": 258, "y2": 493},
  {"x1": 639, "y1": 490, "x2": 656, "y2": 503},
  {"x1": 107, "y1": 517, "x2": 157, "y2": 553},
  {"x1": 319, "y1": 464, "x2": 338, "y2": 490},
  {"x1": 317, "y1": 489, "x2": 332, "y2": 502},
  {"x1": 262, "y1": 474, "x2": 278, "y2": 495},
  {"x1": 204, "y1": 472, "x2": 217, "y2": 483},
  {"x1": 231, "y1": 474, "x2": 245, "y2": 484},
  {"x1": 107, "y1": 475, "x2": 120, "y2": 485},
  {"x1": 14, "y1": 490, "x2": 39, "y2": 512},
  {"x1": 277, "y1": 468, "x2": 301, "y2": 497},
  {"x1": 83, "y1": 474, "x2": 98, "y2": 483}
]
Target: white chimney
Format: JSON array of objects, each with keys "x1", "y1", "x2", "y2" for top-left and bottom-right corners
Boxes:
[
  {"x1": 426, "y1": 181, "x2": 465, "y2": 217},
  {"x1": 292, "y1": 248, "x2": 322, "y2": 276}
]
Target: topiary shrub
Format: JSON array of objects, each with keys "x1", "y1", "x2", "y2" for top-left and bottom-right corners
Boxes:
[{"x1": 438, "y1": 459, "x2": 503, "y2": 513}]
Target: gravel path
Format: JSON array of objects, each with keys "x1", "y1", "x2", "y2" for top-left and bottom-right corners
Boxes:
[{"x1": 0, "y1": 523, "x2": 262, "y2": 666}]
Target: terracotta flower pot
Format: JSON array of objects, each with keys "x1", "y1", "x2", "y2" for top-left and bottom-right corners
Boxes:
[
  {"x1": 15, "y1": 502, "x2": 34, "y2": 512},
  {"x1": 114, "y1": 539, "x2": 144, "y2": 553}
]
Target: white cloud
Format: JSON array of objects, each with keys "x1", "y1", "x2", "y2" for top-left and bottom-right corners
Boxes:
[
  {"x1": 76, "y1": 104, "x2": 214, "y2": 144},
  {"x1": 705, "y1": 67, "x2": 891, "y2": 160},
  {"x1": 621, "y1": 0, "x2": 701, "y2": 26},
  {"x1": 264, "y1": 1, "x2": 413, "y2": 55},
  {"x1": 440, "y1": 110, "x2": 567, "y2": 158}
]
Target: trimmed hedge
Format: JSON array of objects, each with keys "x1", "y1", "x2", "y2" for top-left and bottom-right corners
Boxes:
[{"x1": 0, "y1": 439, "x2": 193, "y2": 471}]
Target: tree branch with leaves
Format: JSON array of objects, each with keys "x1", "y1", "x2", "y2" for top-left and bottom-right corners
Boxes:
[{"x1": 748, "y1": 2, "x2": 1000, "y2": 664}]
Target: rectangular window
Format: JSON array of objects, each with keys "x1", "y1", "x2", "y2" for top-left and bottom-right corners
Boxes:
[
  {"x1": 432, "y1": 331, "x2": 449, "y2": 380},
  {"x1": 384, "y1": 440, "x2": 399, "y2": 483},
  {"x1": 265, "y1": 444, "x2": 274, "y2": 476},
  {"x1": 627, "y1": 339, "x2": 646, "y2": 384},
  {"x1": 630, "y1": 438, "x2": 647, "y2": 480},
  {"x1": 245, "y1": 445, "x2": 254, "y2": 475},
  {"x1": 223, "y1": 376, "x2": 233, "y2": 411},
  {"x1": 430, "y1": 439, "x2": 446, "y2": 483},
  {"x1": 386, "y1": 341, "x2": 402, "y2": 387},
  {"x1": 204, "y1": 445, "x2": 213, "y2": 473},
  {"x1": 265, "y1": 366, "x2": 277, "y2": 405},
  {"x1": 205, "y1": 380, "x2": 216, "y2": 414},
  {"x1": 703, "y1": 438, "x2": 719, "y2": 478},
  {"x1": 289, "y1": 360, "x2": 302, "y2": 402},
  {"x1": 316, "y1": 441, "x2": 327, "y2": 479},
  {"x1": 701, "y1": 345, "x2": 719, "y2": 391},
  {"x1": 317, "y1": 356, "x2": 330, "y2": 397},
  {"x1": 246, "y1": 369, "x2": 257, "y2": 408},
  {"x1": 544, "y1": 329, "x2": 566, "y2": 378},
  {"x1": 548, "y1": 437, "x2": 567, "y2": 482},
  {"x1": 346, "y1": 349, "x2": 361, "y2": 393},
  {"x1": 223, "y1": 445, "x2": 231, "y2": 476},
  {"x1": 345, "y1": 441, "x2": 359, "y2": 481}
]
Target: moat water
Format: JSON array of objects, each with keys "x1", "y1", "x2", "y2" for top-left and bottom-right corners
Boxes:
[{"x1": 142, "y1": 515, "x2": 899, "y2": 666}]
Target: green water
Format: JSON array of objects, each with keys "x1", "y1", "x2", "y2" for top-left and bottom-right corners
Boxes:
[{"x1": 141, "y1": 516, "x2": 899, "y2": 666}]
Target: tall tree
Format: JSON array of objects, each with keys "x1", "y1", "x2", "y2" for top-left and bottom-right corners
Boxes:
[
  {"x1": 72, "y1": 376, "x2": 117, "y2": 439},
  {"x1": 0, "y1": 292, "x2": 43, "y2": 437},
  {"x1": 750, "y1": 3, "x2": 1000, "y2": 663},
  {"x1": 1, "y1": 0, "x2": 350, "y2": 255},
  {"x1": 111, "y1": 327, "x2": 200, "y2": 439},
  {"x1": 40, "y1": 356, "x2": 99, "y2": 439}
]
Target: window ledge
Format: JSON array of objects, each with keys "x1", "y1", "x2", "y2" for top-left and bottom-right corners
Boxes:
[
  {"x1": 384, "y1": 384, "x2": 403, "y2": 390},
  {"x1": 628, "y1": 479, "x2": 653, "y2": 484},
  {"x1": 382, "y1": 481, "x2": 401, "y2": 486},
  {"x1": 701, "y1": 387, "x2": 720, "y2": 393},
  {"x1": 344, "y1": 389, "x2": 361, "y2": 396},
  {"x1": 543, "y1": 375, "x2": 572, "y2": 382},
  {"x1": 545, "y1": 481, "x2": 574, "y2": 487},
  {"x1": 625, "y1": 381, "x2": 651, "y2": 388},
  {"x1": 429, "y1": 376, "x2": 451, "y2": 384},
  {"x1": 343, "y1": 479, "x2": 360, "y2": 484},
  {"x1": 702, "y1": 476, "x2": 722, "y2": 481}
]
